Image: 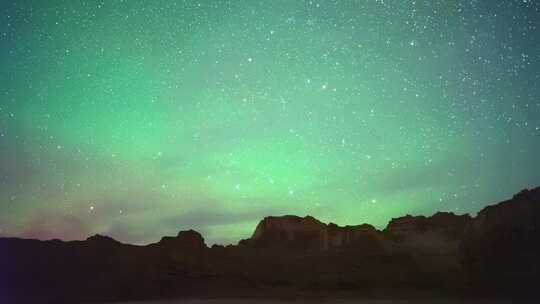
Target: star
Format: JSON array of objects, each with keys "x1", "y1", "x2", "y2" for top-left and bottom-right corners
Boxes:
[{"x1": 2, "y1": 0, "x2": 538, "y2": 247}]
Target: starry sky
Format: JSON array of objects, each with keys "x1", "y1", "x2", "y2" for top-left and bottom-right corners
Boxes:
[{"x1": 1, "y1": 0, "x2": 539, "y2": 245}]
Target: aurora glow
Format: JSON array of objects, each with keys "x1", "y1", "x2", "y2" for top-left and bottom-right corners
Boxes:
[{"x1": 1, "y1": 0, "x2": 539, "y2": 245}]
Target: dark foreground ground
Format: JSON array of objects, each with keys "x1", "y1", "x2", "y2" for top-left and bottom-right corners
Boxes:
[{"x1": 94, "y1": 299, "x2": 538, "y2": 304}]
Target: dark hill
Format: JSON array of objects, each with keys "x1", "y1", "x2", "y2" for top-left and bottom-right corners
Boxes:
[{"x1": 1, "y1": 186, "x2": 539, "y2": 303}]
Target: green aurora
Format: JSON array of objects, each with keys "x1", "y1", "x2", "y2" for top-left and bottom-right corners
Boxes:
[{"x1": 1, "y1": 0, "x2": 539, "y2": 244}]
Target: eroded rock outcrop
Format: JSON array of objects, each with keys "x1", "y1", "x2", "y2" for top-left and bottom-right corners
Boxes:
[
  {"x1": 156, "y1": 229, "x2": 207, "y2": 250},
  {"x1": 243, "y1": 215, "x2": 386, "y2": 252},
  {"x1": 247, "y1": 215, "x2": 327, "y2": 250},
  {"x1": 460, "y1": 187, "x2": 540, "y2": 294},
  {"x1": 385, "y1": 212, "x2": 472, "y2": 240},
  {"x1": 1, "y1": 186, "x2": 539, "y2": 302}
]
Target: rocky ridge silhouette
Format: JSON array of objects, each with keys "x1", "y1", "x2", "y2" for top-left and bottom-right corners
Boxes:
[{"x1": 1, "y1": 186, "x2": 539, "y2": 303}]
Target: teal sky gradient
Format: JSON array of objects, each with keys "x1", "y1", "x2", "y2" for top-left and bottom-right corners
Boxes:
[{"x1": 1, "y1": 0, "x2": 539, "y2": 244}]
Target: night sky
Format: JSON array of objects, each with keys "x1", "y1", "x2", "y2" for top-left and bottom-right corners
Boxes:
[{"x1": 1, "y1": 0, "x2": 539, "y2": 245}]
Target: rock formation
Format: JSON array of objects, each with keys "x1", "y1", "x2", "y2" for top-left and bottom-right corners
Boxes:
[
  {"x1": 243, "y1": 215, "x2": 383, "y2": 252},
  {"x1": 1, "y1": 186, "x2": 539, "y2": 303},
  {"x1": 460, "y1": 187, "x2": 540, "y2": 296}
]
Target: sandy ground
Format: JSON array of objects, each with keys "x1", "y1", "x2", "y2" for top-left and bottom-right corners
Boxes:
[{"x1": 96, "y1": 299, "x2": 537, "y2": 304}]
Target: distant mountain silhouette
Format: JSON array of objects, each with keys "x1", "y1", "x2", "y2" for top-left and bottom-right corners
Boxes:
[{"x1": 1, "y1": 186, "x2": 539, "y2": 303}]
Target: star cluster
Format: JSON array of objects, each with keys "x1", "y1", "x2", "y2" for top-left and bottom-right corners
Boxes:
[{"x1": 1, "y1": 0, "x2": 539, "y2": 244}]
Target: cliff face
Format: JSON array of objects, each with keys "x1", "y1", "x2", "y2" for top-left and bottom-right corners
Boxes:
[
  {"x1": 464, "y1": 188, "x2": 540, "y2": 239},
  {"x1": 385, "y1": 212, "x2": 472, "y2": 239},
  {"x1": 247, "y1": 211, "x2": 473, "y2": 253},
  {"x1": 245, "y1": 215, "x2": 383, "y2": 252},
  {"x1": 1, "y1": 187, "x2": 539, "y2": 302},
  {"x1": 461, "y1": 187, "x2": 540, "y2": 292},
  {"x1": 248, "y1": 215, "x2": 328, "y2": 250},
  {"x1": 155, "y1": 229, "x2": 207, "y2": 251}
]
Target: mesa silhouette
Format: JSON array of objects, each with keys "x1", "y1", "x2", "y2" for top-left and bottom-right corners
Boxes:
[{"x1": 1, "y1": 186, "x2": 539, "y2": 303}]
